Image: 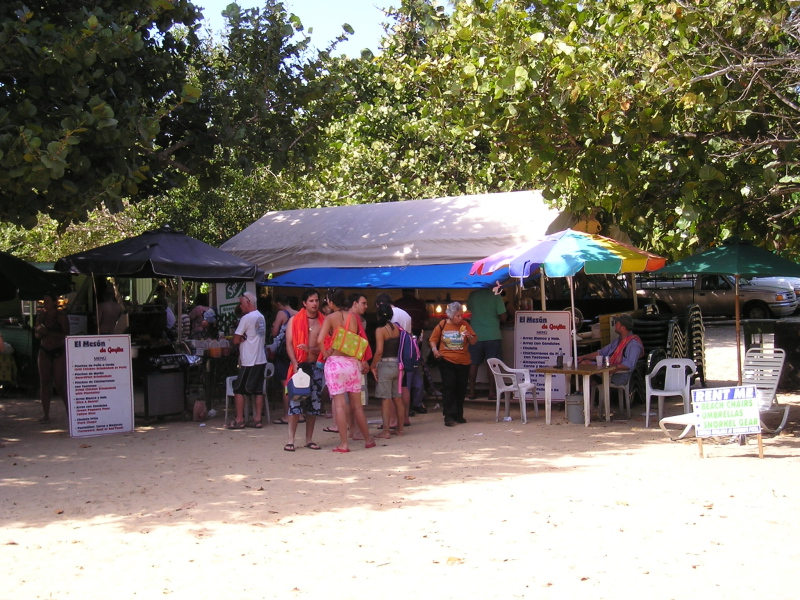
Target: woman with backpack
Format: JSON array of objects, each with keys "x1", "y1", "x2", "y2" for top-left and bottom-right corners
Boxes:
[{"x1": 370, "y1": 303, "x2": 405, "y2": 438}]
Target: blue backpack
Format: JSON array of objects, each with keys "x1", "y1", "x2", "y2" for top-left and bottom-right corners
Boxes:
[{"x1": 396, "y1": 324, "x2": 421, "y2": 371}]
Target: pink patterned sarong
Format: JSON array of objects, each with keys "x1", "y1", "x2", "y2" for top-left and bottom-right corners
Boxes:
[{"x1": 324, "y1": 355, "x2": 362, "y2": 395}]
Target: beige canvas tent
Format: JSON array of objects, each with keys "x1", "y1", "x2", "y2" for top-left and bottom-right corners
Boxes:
[{"x1": 221, "y1": 191, "x2": 563, "y2": 273}]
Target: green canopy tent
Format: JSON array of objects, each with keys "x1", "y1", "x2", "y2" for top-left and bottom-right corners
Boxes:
[
  {"x1": 656, "y1": 238, "x2": 800, "y2": 383},
  {"x1": 0, "y1": 251, "x2": 72, "y2": 302}
]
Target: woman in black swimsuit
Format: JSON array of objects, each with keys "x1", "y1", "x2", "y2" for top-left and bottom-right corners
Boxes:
[{"x1": 35, "y1": 292, "x2": 69, "y2": 423}]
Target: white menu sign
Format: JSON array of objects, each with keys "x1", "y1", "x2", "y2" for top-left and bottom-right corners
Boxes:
[
  {"x1": 66, "y1": 335, "x2": 134, "y2": 438},
  {"x1": 514, "y1": 311, "x2": 572, "y2": 401}
]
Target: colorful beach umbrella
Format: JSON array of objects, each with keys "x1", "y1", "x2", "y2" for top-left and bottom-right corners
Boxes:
[
  {"x1": 470, "y1": 229, "x2": 666, "y2": 278},
  {"x1": 471, "y1": 229, "x2": 666, "y2": 363}
]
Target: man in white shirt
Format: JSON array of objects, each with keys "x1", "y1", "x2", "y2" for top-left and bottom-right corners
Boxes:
[{"x1": 228, "y1": 292, "x2": 268, "y2": 429}]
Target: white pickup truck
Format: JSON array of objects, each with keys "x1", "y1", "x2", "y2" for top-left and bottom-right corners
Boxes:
[{"x1": 636, "y1": 274, "x2": 797, "y2": 319}]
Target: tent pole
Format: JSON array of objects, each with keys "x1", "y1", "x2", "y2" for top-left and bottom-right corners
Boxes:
[
  {"x1": 92, "y1": 273, "x2": 99, "y2": 335},
  {"x1": 540, "y1": 267, "x2": 547, "y2": 310},
  {"x1": 630, "y1": 273, "x2": 638, "y2": 311},
  {"x1": 569, "y1": 275, "x2": 578, "y2": 363},
  {"x1": 735, "y1": 275, "x2": 742, "y2": 385},
  {"x1": 177, "y1": 276, "x2": 183, "y2": 343}
]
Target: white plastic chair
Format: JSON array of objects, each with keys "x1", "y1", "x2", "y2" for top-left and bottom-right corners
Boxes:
[
  {"x1": 591, "y1": 379, "x2": 631, "y2": 420},
  {"x1": 224, "y1": 362, "x2": 274, "y2": 425},
  {"x1": 658, "y1": 412, "x2": 696, "y2": 440},
  {"x1": 487, "y1": 358, "x2": 537, "y2": 424},
  {"x1": 743, "y1": 347, "x2": 789, "y2": 433},
  {"x1": 644, "y1": 359, "x2": 696, "y2": 428}
]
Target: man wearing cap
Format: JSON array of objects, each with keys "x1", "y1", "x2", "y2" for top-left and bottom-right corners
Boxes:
[
  {"x1": 578, "y1": 314, "x2": 643, "y2": 386},
  {"x1": 227, "y1": 291, "x2": 268, "y2": 429}
]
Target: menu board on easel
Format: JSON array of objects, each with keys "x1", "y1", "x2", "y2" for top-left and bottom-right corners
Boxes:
[
  {"x1": 66, "y1": 335, "x2": 134, "y2": 438},
  {"x1": 514, "y1": 311, "x2": 572, "y2": 401}
]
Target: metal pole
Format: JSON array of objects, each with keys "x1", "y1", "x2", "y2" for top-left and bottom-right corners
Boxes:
[
  {"x1": 569, "y1": 275, "x2": 578, "y2": 364},
  {"x1": 540, "y1": 267, "x2": 547, "y2": 310},
  {"x1": 735, "y1": 275, "x2": 742, "y2": 385}
]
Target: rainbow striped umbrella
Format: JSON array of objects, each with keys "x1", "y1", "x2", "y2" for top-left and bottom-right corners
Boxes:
[
  {"x1": 470, "y1": 229, "x2": 666, "y2": 278},
  {"x1": 471, "y1": 229, "x2": 666, "y2": 364}
]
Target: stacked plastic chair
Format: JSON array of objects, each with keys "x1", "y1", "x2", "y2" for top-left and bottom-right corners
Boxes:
[{"x1": 683, "y1": 304, "x2": 706, "y2": 387}]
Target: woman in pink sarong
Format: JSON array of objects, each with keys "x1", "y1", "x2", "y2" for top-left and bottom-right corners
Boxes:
[{"x1": 317, "y1": 289, "x2": 375, "y2": 453}]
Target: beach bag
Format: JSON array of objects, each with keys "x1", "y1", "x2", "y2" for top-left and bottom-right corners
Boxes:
[
  {"x1": 287, "y1": 370, "x2": 311, "y2": 398},
  {"x1": 273, "y1": 325, "x2": 289, "y2": 363},
  {"x1": 331, "y1": 314, "x2": 369, "y2": 360},
  {"x1": 396, "y1": 325, "x2": 421, "y2": 371}
]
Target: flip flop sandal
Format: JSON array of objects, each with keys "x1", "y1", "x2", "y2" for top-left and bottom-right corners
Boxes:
[
  {"x1": 322, "y1": 427, "x2": 339, "y2": 433},
  {"x1": 304, "y1": 442, "x2": 321, "y2": 450},
  {"x1": 364, "y1": 441, "x2": 377, "y2": 449},
  {"x1": 331, "y1": 447, "x2": 351, "y2": 453},
  {"x1": 284, "y1": 443, "x2": 295, "y2": 452},
  {"x1": 272, "y1": 418, "x2": 289, "y2": 425},
  {"x1": 226, "y1": 420, "x2": 245, "y2": 430},
  {"x1": 252, "y1": 422, "x2": 263, "y2": 429}
]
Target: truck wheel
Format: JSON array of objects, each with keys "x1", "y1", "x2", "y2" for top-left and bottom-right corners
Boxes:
[
  {"x1": 744, "y1": 302, "x2": 770, "y2": 320},
  {"x1": 655, "y1": 301, "x2": 672, "y2": 315}
]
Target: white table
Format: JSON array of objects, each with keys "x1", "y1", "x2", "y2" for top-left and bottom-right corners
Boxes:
[{"x1": 536, "y1": 364, "x2": 616, "y2": 427}]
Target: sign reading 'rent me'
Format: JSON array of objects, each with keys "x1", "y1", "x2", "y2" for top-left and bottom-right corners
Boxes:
[{"x1": 692, "y1": 385, "x2": 760, "y2": 438}]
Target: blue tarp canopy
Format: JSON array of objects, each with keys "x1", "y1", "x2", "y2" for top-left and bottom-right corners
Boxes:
[{"x1": 267, "y1": 263, "x2": 510, "y2": 289}]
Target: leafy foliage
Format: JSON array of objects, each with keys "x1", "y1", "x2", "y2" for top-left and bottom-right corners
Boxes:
[
  {"x1": 6, "y1": 0, "x2": 800, "y2": 264},
  {"x1": 0, "y1": 0, "x2": 206, "y2": 227}
]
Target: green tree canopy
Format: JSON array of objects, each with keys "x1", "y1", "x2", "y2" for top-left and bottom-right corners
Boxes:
[{"x1": 0, "y1": 0, "x2": 205, "y2": 227}]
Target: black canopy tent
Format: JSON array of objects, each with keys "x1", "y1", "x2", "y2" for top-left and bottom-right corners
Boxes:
[
  {"x1": 55, "y1": 225, "x2": 261, "y2": 339},
  {"x1": 55, "y1": 225, "x2": 260, "y2": 282}
]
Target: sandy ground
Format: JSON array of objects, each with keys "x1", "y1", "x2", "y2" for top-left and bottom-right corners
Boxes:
[{"x1": 1, "y1": 323, "x2": 799, "y2": 600}]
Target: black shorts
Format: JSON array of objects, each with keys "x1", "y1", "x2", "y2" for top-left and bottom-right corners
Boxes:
[{"x1": 233, "y1": 364, "x2": 266, "y2": 395}]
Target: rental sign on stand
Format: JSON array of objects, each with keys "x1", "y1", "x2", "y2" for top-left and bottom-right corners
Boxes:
[{"x1": 692, "y1": 385, "x2": 763, "y2": 458}]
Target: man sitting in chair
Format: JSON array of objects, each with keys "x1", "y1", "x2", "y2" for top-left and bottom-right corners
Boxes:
[{"x1": 578, "y1": 314, "x2": 643, "y2": 386}]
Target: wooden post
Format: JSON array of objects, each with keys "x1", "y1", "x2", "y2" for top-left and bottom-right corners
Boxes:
[{"x1": 697, "y1": 437, "x2": 704, "y2": 458}]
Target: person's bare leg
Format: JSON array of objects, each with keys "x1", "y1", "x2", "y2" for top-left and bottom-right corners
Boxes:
[
  {"x1": 254, "y1": 393, "x2": 264, "y2": 424},
  {"x1": 332, "y1": 395, "x2": 349, "y2": 450},
  {"x1": 468, "y1": 364, "x2": 478, "y2": 397},
  {"x1": 375, "y1": 398, "x2": 392, "y2": 439},
  {"x1": 349, "y1": 391, "x2": 374, "y2": 446},
  {"x1": 487, "y1": 366, "x2": 497, "y2": 398},
  {"x1": 54, "y1": 356, "x2": 68, "y2": 414},
  {"x1": 287, "y1": 413, "x2": 300, "y2": 446},
  {"x1": 38, "y1": 352, "x2": 52, "y2": 421},
  {"x1": 348, "y1": 402, "x2": 364, "y2": 440},
  {"x1": 392, "y1": 396, "x2": 405, "y2": 435},
  {"x1": 234, "y1": 393, "x2": 245, "y2": 424},
  {"x1": 401, "y1": 386, "x2": 411, "y2": 426},
  {"x1": 281, "y1": 391, "x2": 289, "y2": 421},
  {"x1": 386, "y1": 400, "x2": 398, "y2": 429},
  {"x1": 304, "y1": 416, "x2": 317, "y2": 446}
]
